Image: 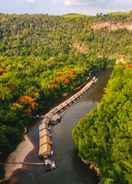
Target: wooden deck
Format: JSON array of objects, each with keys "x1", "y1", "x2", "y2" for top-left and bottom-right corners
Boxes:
[{"x1": 38, "y1": 77, "x2": 97, "y2": 159}]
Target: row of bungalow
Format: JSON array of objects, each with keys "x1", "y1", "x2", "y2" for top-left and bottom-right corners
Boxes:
[
  {"x1": 39, "y1": 120, "x2": 53, "y2": 159},
  {"x1": 38, "y1": 77, "x2": 97, "y2": 159}
]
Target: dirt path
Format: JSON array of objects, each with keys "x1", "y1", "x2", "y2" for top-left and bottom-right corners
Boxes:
[{"x1": 4, "y1": 135, "x2": 34, "y2": 180}]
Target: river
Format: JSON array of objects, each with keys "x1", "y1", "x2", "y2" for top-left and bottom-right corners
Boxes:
[{"x1": 3, "y1": 70, "x2": 111, "y2": 184}]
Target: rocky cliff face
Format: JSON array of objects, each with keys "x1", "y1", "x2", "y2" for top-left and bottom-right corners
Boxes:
[{"x1": 91, "y1": 21, "x2": 132, "y2": 31}]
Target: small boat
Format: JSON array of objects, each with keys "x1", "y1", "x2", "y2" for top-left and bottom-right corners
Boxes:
[
  {"x1": 51, "y1": 150, "x2": 54, "y2": 156},
  {"x1": 51, "y1": 161, "x2": 56, "y2": 169},
  {"x1": 44, "y1": 159, "x2": 56, "y2": 170}
]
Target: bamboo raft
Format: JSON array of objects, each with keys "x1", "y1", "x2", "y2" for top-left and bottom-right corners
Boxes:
[{"x1": 38, "y1": 77, "x2": 97, "y2": 159}]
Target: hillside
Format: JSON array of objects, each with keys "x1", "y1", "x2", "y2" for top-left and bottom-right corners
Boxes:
[
  {"x1": 72, "y1": 64, "x2": 132, "y2": 184},
  {"x1": 0, "y1": 12, "x2": 132, "y2": 59}
]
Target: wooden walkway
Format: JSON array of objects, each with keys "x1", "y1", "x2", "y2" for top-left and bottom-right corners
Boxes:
[
  {"x1": 38, "y1": 77, "x2": 97, "y2": 159},
  {"x1": 0, "y1": 162, "x2": 45, "y2": 166},
  {"x1": 0, "y1": 77, "x2": 97, "y2": 170}
]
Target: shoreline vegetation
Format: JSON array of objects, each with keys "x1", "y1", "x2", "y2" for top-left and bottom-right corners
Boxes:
[
  {"x1": 0, "y1": 55, "x2": 109, "y2": 177},
  {"x1": 1, "y1": 73, "x2": 104, "y2": 181},
  {"x1": 72, "y1": 64, "x2": 132, "y2": 184},
  {"x1": 1, "y1": 70, "x2": 109, "y2": 183},
  {"x1": 0, "y1": 11, "x2": 132, "y2": 182}
]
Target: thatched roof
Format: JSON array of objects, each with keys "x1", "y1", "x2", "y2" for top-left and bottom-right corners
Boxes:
[
  {"x1": 39, "y1": 129, "x2": 49, "y2": 138},
  {"x1": 39, "y1": 123, "x2": 48, "y2": 131},
  {"x1": 39, "y1": 135, "x2": 52, "y2": 146},
  {"x1": 46, "y1": 112, "x2": 54, "y2": 119},
  {"x1": 39, "y1": 144, "x2": 52, "y2": 157}
]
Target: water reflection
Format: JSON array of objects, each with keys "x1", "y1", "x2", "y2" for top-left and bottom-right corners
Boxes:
[{"x1": 6, "y1": 70, "x2": 111, "y2": 184}]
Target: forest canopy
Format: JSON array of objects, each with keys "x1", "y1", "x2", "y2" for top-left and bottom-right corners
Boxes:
[{"x1": 72, "y1": 65, "x2": 132, "y2": 184}]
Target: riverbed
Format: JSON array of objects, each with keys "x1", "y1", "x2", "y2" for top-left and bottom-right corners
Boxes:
[{"x1": 3, "y1": 70, "x2": 111, "y2": 184}]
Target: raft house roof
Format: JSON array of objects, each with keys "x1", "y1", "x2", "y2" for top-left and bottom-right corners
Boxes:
[
  {"x1": 39, "y1": 135, "x2": 52, "y2": 146},
  {"x1": 39, "y1": 144, "x2": 52, "y2": 157}
]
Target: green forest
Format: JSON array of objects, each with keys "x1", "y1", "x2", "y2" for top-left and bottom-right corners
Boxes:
[
  {"x1": 0, "y1": 11, "x2": 132, "y2": 183},
  {"x1": 72, "y1": 65, "x2": 132, "y2": 184}
]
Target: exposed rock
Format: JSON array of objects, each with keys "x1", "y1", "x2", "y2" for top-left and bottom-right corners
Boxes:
[{"x1": 91, "y1": 21, "x2": 132, "y2": 31}]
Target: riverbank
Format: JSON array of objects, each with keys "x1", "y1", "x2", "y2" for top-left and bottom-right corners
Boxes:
[
  {"x1": 2, "y1": 70, "x2": 111, "y2": 184},
  {"x1": 38, "y1": 77, "x2": 97, "y2": 160},
  {"x1": 2, "y1": 76, "x2": 96, "y2": 181},
  {"x1": 0, "y1": 74, "x2": 91, "y2": 180},
  {"x1": 72, "y1": 65, "x2": 132, "y2": 184}
]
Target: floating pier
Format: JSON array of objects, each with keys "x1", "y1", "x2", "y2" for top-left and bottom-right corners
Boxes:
[{"x1": 38, "y1": 77, "x2": 97, "y2": 160}]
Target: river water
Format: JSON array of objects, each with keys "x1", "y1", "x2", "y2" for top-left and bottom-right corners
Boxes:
[{"x1": 4, "y1": 70, "x2": 111, "y2": 184}]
